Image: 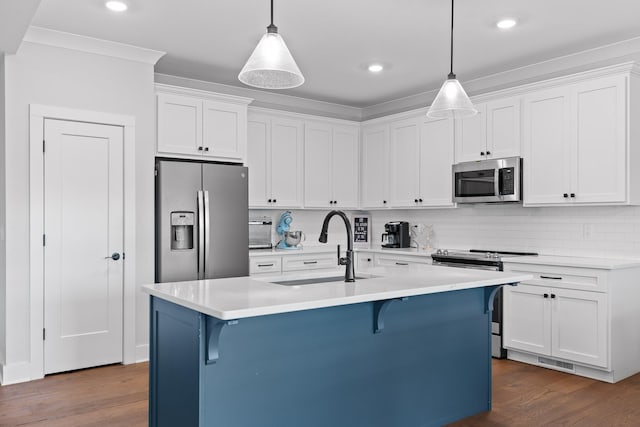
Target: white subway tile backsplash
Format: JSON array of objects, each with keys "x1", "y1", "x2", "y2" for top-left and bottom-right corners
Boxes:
[{"x1": 250, "y1": 205, "x2": 640, "y2": 259}]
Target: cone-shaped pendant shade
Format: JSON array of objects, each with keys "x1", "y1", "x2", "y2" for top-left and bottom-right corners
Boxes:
[
  {"x1": 427, "y1": 76, "x2": 477, "y2": 119},
  {"x1": 238, "y1": 31, "x2": 304, "y2": 90}
]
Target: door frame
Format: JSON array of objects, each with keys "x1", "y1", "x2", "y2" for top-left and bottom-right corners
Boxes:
[{"x1": 29, "y1": 104, "x2": 136, "y2": 380}]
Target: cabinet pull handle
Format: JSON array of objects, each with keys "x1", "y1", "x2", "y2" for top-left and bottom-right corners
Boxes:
[
  {"x1": 303, "y1": 261, "x2": 318, "y2": 265},
  {"x1": 257, "y1": 263, "x2": 274, "y2": 267},
  {"x1": 395, "y1": 262, "x2": 409, "y2": 266},
  {"x1": 540, "y1": 275, "x2": 562, "y2": 280}
]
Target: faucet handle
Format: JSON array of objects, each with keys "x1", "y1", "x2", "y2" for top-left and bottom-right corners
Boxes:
[{"x1": 337, "y1": 244, "x2": 341, "y2": 265}]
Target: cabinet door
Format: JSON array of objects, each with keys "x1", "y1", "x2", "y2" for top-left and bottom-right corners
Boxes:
[
  {"x1": 486, "y1": 97, "x2": 521, "y2": 159},
  {"x1": 454, "y1": 103, "x2": 487, "y2": 162},
  {"x1": 304, "y1": 123, "x2": 332, "y2": 207},
  {"x1": 247, "y1": 115, "x2": 271, "y2": 207},
  {"x1": 361, "y1": 125, "x2": 389, "y2": 209},
  {"x1": 571, "y1": 76, "x2": 627, "y2": 204},
  {"x1": 202, "y1": 100, "x2": 246, "y2": 161},
  {"x1": 270, "y1": 118, "x2": 304, "y2": 207},
  {"x1": 157, "y1": 93, "x2": 202, "y2": 156},
  {"x1": 419, "y1": 118, "x2": 455, "y2": 207},
  {"x1": 331, "y1": 126, "x2": 359, "y2": 209},
  {"x1": 389, "y1": 119, "x2": 420, "y2": 207},
  {"x1": 551, "y1": 288, "x2": 608, "y2": 368},
  {"x1": 503, "y1": 284, "x2": 551, "y2": 355},
  {"x1": 523, "y1": 87, "x2": 572, "y2": 205}
]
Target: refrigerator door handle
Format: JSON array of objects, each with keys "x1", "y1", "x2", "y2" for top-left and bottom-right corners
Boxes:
[
  {"x1": 204, "y1": 190, "x2": 211, "y2": 278},
  {"x1": 197, "y1": 190, "x2": 205, "y2": 280}
]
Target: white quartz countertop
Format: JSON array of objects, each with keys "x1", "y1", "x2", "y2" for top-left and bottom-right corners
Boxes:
[
  {"x1": 502, "y1": 255, "x2": 640, "y2": 270},
  {"x1": 142, "y1": 265, "x2": 532, "y2": 320}
]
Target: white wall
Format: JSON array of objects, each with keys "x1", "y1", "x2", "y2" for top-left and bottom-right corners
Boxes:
[
  {"x1": 258, "y1": 205, "x2": 640, "y2": 260},
  {"x1": 2, "y1": 42, "x2": 156, "y2": 379},
  {"x1": 0, "y1": 54, "x2": 7, "y2": 370}
]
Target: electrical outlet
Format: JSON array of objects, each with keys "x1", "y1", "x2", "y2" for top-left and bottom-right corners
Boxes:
[{"x1": 582, "y1": 224, "x2": 593, "y2": 239}]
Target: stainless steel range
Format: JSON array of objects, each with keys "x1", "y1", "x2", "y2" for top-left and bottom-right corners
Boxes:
[{"x1": 430, "y1": 249, "x2": 537, "y2": 358}]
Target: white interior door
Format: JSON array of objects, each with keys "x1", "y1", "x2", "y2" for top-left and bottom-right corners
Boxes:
[{"x1": 43, "y1": 118, "x2": 124, "y2": 375}]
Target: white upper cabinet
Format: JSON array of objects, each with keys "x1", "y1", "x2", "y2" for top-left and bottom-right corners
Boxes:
[
  {"x1": 360, "y1": 124, "x2": 390, "y2": 209},
  {"x1": 455, "y1": 97, "x2": 521, "y2": 162},
  {"x1": 304, "y1": 122, "x2": 359, "y2": 209},
  {"x1": 389, "y1": 116, "x2": 455, "y2": 208},
  {"x1": 419, "y1": 117, "x2": 455, "y2": 207},
  {"x1": 156, "y1": 85, "x2": 252, "y2": 163},
  {"x1": 523, "y1": 73, "x2": 633, "y2": 206},
  {"x1": 247, "y1": 112, "x2": 304, "y2": 208}
]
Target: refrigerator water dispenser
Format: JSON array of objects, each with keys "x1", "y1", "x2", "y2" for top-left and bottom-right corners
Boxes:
[{"x1": 171, "y1": 212, "x2": 194, "y2": 250}]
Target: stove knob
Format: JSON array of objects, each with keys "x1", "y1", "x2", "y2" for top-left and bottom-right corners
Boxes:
[
  {"x1": 493, "y1": 253, "x2": 500, "y2": 259},
  {"x1": 436, "y1": 249, "x2": 442, "y2": 255},
  {"x1": 485, "y1": 252, "x2": 492, "y2": 258},
  {"x1": 443, "y1": 249, "x2": 449, "y2": 255}
]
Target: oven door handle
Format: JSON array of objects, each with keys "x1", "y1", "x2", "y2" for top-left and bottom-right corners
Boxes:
[{"x1": 433, "y1": 261, "x2": 500, "y2": 271}]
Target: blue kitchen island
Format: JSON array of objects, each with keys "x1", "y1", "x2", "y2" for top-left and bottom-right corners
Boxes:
[{"x1": 143, "y1": 265, "x2": 531, "y2": 427}]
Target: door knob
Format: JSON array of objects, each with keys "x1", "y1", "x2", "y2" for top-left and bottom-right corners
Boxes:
[{"x1": 105, "y1": 252, "x2": 121, "y2": 261}]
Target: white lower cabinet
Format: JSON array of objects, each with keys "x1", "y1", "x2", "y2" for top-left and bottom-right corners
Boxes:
[
  {"x1": 249, "y1": 251, "x2": 339, "y2": 276},
  {"x1": 374, "y1": 253, "x2": 430, "y2": 268},
  {"x1": 503, "y1": 261, "x2": 640, "y2": 383}
]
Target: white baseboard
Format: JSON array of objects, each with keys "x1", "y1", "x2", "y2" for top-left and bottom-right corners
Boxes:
[
  {"x1": 0, "y1": 361, "x2": 41, "y2": 385},
  {"x1": 135, "y1": 344, "x2": 149, "y2": 363}
]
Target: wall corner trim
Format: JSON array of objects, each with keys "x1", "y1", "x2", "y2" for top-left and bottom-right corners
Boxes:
[{"x1": 22, "y1": 26, "x2": 166, "y2": 65}]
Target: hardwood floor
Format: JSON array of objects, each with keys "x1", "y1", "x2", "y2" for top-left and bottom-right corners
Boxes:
[
  {"x1": 0, "y1": 359, "x2": 639, "y2": 426},
  {"x1": 0, "y1": 363, "x2": 148, "y2": 427}
]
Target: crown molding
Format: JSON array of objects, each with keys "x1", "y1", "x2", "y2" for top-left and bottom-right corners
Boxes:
[
  {"x1": 155, "y1": 83, "x2": 253, "y2": 106},
  {"x1": 22, "y1": 26, "x2": 165, "y2": 65}
]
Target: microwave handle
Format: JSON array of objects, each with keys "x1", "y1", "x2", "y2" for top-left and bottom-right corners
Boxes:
[{"x1": 494, "y1": 168, "x2": 501, "y2": 198}]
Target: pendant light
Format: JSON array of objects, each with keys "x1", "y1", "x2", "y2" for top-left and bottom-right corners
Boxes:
[
  {"x1": 238, "y1": 0, "x2": 304, "y2": 90},
  {"x1": 427, "y1": 0, "x2": 477, "y2": 119}
]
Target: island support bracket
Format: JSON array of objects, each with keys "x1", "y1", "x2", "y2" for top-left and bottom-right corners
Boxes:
[
  {"x1": 484, "y1": 283, "x2": 517, "y2": 314},
  {"x1": 373, "y1": 297, "x2": 408, "y2": 334},
  {"x1": 205, "y1": 317, "x2": 238, "y2": 365}
]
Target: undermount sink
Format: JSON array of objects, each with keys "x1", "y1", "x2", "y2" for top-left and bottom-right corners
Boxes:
[{"x1": 272, "y1": 275, "x2": 378, "y2": 286}]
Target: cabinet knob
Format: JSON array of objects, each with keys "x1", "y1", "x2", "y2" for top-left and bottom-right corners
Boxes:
[
  {"x1": 419, "y1": 198, "x2": 423, "y2": 202},
  {"x1": 198, "y1": 146, "x2": 203, "y2": 151},
  {"x1": 486, "y1": 150, "x2": 491, "y2": 156},
  {"x1": 480, "y1": 151, "x2": 485, "y2": 156},
  {"x1": 383, "y1": 200, "x2": 387, "y2": 204},
  {"x1": 543, "y1": 293, "x2": 549, "y2": 298},
  {"x1": 334, "y1": 200, "x2": 337, "y2": 204},
  {"x1": 414, "y1": 199, "x2": 418, "y2": 203},
  {"x1": 204, "y1": 147, "x2": 209, "y2": 152},
  {"x1": 570, "y1": 193, "x2": 575, "y2": 198},
  {"x1": 563, "y1": 193, "x2": 569, "y2": 198},
  {"x1": 367, "y1": 258, "x2": 372, "y2": 262},
  {"x1": 268, "y1": 199, "x2": 272, "y2": 203},
  {"x1": 273, "y1": 199, "x2": 277, "y2": 203},
  {"x1": 551, "y1": 294, "x2": 556, "y2": 299},
  {"x1": 329, "y1": 201, "x2": 333, "y2": 204}
]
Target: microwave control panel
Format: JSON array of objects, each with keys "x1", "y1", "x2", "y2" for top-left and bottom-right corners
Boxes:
[{"x1": 499, "y1": 167, "x2": 515, "y2": 195}]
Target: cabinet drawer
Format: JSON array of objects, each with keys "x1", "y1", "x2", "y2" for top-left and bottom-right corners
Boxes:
[
  {"x1": 374, "y1": 254, "x2": 430, "y2": 267},
  {"x1": 282, "y1": 254, "x2": 337, "y2": 272},
  {"x1": 250, "y1": 257, "x2": 282, "y2": 275},
  {"x1": 504, "y1": 263, "x2": 608, "y2": 292}
]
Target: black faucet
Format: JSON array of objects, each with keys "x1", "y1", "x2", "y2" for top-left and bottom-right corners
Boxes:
[{"x1": 318, "y1": 210, "x2": 356, "y2": 282}]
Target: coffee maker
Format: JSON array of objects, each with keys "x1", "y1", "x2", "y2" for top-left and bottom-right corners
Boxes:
[{"x1": 381, "y1": 221, "x2": 410, "y2": 248}]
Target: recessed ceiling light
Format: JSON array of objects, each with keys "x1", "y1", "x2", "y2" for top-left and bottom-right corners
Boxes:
[
  {"x1": 368, "y1": 64, "x2": 384, "y2": 73},
  {"x1": 496, "y1": 18, "x2": 517, "y2": 29},
  {"x1": 105, "y1": 1, "x2": 128, "y2": 12}
]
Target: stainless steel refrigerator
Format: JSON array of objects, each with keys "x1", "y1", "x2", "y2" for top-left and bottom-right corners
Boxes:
[{"x1": 155, "y1": 159, "x2": 249, "y2": 283}]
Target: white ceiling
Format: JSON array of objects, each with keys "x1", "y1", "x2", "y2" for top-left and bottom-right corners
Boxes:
[{"x1": 16, "y1": 0, "x2": 640, "y2": 107}]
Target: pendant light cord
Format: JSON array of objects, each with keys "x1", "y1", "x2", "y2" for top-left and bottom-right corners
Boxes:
[
  {"x1": 267, "y1": 0, "x2": 278, "y2": 33},
  {"x1": 449, "y1": 0, "x2": 455, "y2": 78}
]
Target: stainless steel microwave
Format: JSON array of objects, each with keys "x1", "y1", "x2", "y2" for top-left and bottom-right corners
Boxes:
[{"x1": 452, "y1": 157, "x2": 522, "y2": 203}]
